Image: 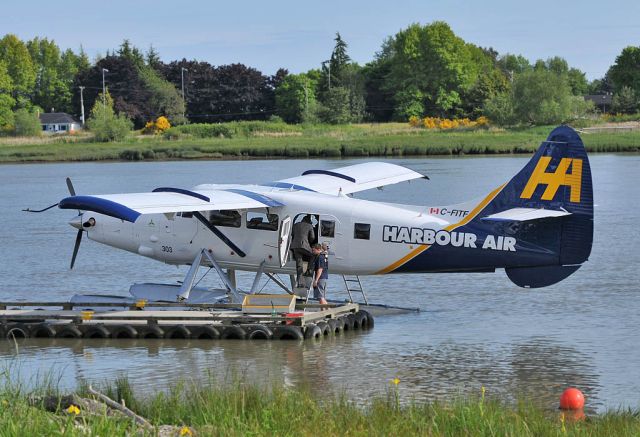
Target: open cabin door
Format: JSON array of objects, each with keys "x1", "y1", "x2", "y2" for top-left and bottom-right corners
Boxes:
[{"x1": 278, "y1": 215, "x2": 292, "y2": 267}]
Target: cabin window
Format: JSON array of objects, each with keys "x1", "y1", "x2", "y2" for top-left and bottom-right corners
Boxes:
[
  {"x1": 60, "y1": 125, "x2": 67, "y2": 131},
  {"x1": 246, "y1": 211, "x2": 279, "y2": 231},
  {"x1": 209, "y1": 210, "x2": 241, "y2": 228},
  {"x1": 320, "y1": 220, "x2": 335, "y2": 238},
  {"x1": 354, "y1": 223, "x2": 370, "y2": 240},
  {"x1": 177, "y1": 212, "x2": 193, "y2": 218}
]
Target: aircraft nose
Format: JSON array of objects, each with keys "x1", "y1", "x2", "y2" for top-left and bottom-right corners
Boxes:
[{"x1": 69, "y1": 215, "x2": 82, "y2": 230}]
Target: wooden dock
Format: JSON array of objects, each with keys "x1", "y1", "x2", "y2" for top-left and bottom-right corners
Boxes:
[{"x1": 0, "y1": 300, "x2": 374, "y2": 341}]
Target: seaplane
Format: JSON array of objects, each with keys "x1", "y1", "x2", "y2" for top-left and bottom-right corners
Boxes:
[{"x1": 33, "y1": 125, "x2": 593, "y2": 304}]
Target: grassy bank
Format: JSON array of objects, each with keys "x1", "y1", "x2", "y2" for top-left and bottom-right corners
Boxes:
[
  {"x1": 1, "y1": 377, "x2": 639, "y2": 436},
  {"x1": 0, "y1": 122, "x2": 639, "y2": 163}
]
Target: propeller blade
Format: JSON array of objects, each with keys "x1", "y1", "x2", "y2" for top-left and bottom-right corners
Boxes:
[
  {"x1": 70, "y1": 228, "x2": 82, "y2": 269},
  {"x1": 66, "y1": 177, "x2": 76, "y2": 196}
]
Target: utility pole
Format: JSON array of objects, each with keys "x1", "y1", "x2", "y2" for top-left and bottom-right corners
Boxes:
[
  {"x1": 303, "y1": 80, "x2": 309, "y2": 121},
  {"x1": 101, "y1": 68, "x2": 109, "y2": 123},
  {"x1": 323, "y1": 60, "x2": 331, "y2": 90},
  {"x1": 181, "y1": 67, "x2": 188, "y2": 122},
  {"x1": 102, "y1": 68, "x2": 109, "y2": 108},
  {"x1": 79, "y1": 86, "x2": 85, "y2": 125}
]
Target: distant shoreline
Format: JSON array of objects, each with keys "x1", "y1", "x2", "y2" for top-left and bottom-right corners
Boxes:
[{"x1": 1, "y1": 123, "x2": 638, "y2": 164}]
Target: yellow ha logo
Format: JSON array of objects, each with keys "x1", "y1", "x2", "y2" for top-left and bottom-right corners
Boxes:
[{"x1": 520, "y1": 157, "x2": 582, "y2": 202}]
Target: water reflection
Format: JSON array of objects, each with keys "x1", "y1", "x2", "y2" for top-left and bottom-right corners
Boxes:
[
  {"x1": 0, "y1": 332, "x2": 600, "y2": 412},
  {"x1": 1, "y1": 155, "x2": 639, "y2": 413}
]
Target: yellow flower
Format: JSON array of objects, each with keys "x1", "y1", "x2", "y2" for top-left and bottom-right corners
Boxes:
[
  {"x1": 66, "y1": 404, "x2": 80, "y2": 415},
  {"x1": 392, "y1": 377, "x2": 400, "y2": 386},
  {"x1": 155, "y1": 116, "x2": 171, "y2": 133},
  {"x1": 1, "y1": 399, "x2": 8, "y2": 406},
  {"x1": 476, "y1": 116, "x2": 490, "y2": 126},
  {"x1": 179, "y1": 426, "x2": 193, "y2": 436}
]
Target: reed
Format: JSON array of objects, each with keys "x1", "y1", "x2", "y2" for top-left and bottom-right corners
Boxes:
[
  {"x1": 0, "y1": 122, "x2": 638, "y2": 163},
  {"x1": 1, "y1": 375, "x2": 639, "y2": 436}
]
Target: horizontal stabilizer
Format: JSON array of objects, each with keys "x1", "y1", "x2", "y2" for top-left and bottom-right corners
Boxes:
[{"x1": 482, "y1": 207, "x2": 571, "y2": 222}]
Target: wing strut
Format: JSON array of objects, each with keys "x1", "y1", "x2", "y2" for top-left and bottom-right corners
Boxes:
[
  {"x1": 177, "y1": 248, "x2": 242, "y2": 303},
  {"x1": 193, "y1": 211, "x2": 246, "y2": 257}
]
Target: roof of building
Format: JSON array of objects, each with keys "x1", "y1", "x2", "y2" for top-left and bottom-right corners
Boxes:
[
  {"x1": 584, "y1": 94, "x2": 613, "y2": 105},
  {"x1": 39, "y1": 112, "x2": 80, "y2": 124}
]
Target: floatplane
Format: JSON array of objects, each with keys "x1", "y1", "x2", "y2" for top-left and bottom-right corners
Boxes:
[{"x1": 30, "y1": 125, "x2": 593, "y2": 304}]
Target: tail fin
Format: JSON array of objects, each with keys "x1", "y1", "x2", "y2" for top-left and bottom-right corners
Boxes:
[{"x1": 481, "y1": 125, "x2": 593, "y2": 287}]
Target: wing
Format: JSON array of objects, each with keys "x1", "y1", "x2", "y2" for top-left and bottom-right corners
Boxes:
[
  {"x1": 58, "y1": 187, "x2": 284, "y2": 223},
  {"x1": 263, "y1": 162, "x2": 427, "y2": 195}
]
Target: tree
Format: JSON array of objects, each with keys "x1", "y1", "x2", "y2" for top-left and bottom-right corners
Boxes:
[
  {"x1": 145, "y1": 45, "x2": 162, "y2": 71},
  {"x1": 13, "y1": 108, "x2": 41, "y2": 136},
  {"x1": 160, "y1": 60, "x2": 274, "y2": 122},
  {"x1": 611, "y1": 86, "x2": 639, "y2": 114},
  {"x1": 608, "y1": 46, "x2": 640, "y2": 96},
  {"x1": 362, "y1": 51, "x2": 395, "y2": 122},
  {"x1": 27, "y1": 37, "x2": 68, "y2": 112},
  {"x1": 316, "y1": 33, "x2": 365, "y2": 123},
  {"x1": 497, "y1": 53, "x2": 531, "y2": 76},
  {"x1": 0, "y1": 34, "x2": 36, "y2": 105},
  {"x1": 139, "y1": 67, "x2": 186, "y2": 124},
  {"x1": 86, "y1": 91, "x2": 133, "y2": 141},
  {"x1": 275, "y1": 73, "x2": 318, "y2": 123},
  {"x1": 118, "y1": 39, "x2": 144, "y2": 68},
  {"x1": 75, "y1": 53, "x2": 185, "y2": 128},
  {"x1": 460, "y1": 44, "x2": 509, "y2": 117},
  {"x1": 0, "y1": 60, "x2": 15, "y2": 130},
  {"x1": 323, "y1": 32, "x2": 351, "y2": 91},
  {"x1": 484, "y1": 69, "x2": 592, "y2": 125},
  {"x1": 384, "y1": 22, "x2": 481, "y2": 119},
  {"x1": 318, "y1": 87, "x2": 351, "y2": 124},
  {"x1": 567, "y1": 68, "x2": 588, "y2": 96}
]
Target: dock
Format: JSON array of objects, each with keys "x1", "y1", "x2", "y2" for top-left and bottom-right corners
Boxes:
[{"x1": 0, "y1": 299, "x2": 373, "y2": 341}]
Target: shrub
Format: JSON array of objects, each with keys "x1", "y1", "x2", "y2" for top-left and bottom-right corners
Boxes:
[
  {"x1": 13, "y1": 109, "x2": 41, "y2": 136},
  {"x1": 155, "y1": 116, "x2": 171, "y2": 132},
  {"x1": 86, "y1": 92, "x2": 133, "y2": 142},
  {"x1": 143, "y1": 116, "x2": 171, "y2": 135}
]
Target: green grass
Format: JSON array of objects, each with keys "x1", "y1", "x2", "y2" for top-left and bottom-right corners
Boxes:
[
  {"x1": 0, "y1": 122, "x2": 639, "y2": 163},
  {"x1": 1, "y1": 376, "x2": 639, "y2": 436}
]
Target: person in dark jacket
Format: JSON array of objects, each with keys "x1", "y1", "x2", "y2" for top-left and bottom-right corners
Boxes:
[{"x1": 290, "y1": 215, "x2": 315, "y2": 287}]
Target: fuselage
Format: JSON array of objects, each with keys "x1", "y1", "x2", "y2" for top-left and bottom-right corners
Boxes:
[{"x1": 78, "y1": 183, "x2": 539, "y2": 276}]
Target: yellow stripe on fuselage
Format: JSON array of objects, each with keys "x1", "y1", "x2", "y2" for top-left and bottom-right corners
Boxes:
[{"x1": 376, "y1": 183, "x2": 506, "y2": 274}]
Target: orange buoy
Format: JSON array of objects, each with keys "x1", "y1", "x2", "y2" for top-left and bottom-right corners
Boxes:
[{"x1": 559, "y1": 387, "x2": 585, "y2": 410}]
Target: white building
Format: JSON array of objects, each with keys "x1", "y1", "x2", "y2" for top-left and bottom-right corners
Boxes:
[{"x1": 39, "y1": 113, "x2": 83, "y2": 134}]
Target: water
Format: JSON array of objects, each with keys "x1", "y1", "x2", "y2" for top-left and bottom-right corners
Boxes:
[{"x1": 0, "y1": 155, "x2": 638, "y2": 412}]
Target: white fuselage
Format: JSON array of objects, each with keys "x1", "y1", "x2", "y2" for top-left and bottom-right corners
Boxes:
[{"x1": 81, "y1": 185, "x2": 490, "y2": 276}]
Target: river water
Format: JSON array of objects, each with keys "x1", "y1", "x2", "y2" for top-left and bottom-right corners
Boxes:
[{"x1": 0, "y1": 154, "x2": 638, "y2": 412}]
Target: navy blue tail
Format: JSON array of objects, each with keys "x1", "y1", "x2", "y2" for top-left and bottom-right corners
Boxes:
[{"x1": 480, "y1": 125, "x2": 593, "y2": 287}]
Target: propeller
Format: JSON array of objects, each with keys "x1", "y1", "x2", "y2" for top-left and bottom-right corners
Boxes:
[
  {"x1": 70, "y1": 227, "x2": 83, "y2": 269},
  {"x1": 66, "y1": 177, "x2": 76, "y2": 196},
  {"x1": 66, "y1": 177, "x2": 83, "y2": 269}
]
